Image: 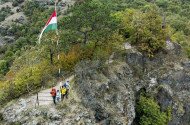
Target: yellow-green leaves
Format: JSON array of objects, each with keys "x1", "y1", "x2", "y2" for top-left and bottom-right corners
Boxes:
[
  {"x1": 137, "y1": 95, "x2": 171, "y2": 125},
  {"x1": 117, "y1": 6, "x2": 168, "y2": 57}
]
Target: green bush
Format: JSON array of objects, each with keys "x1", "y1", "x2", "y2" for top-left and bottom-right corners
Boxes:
[
  {"x1": 0, "y1": 60, "x2": 8, "y2": 75},
  {"x1": 12, "y1": 0, "x2": 24, "y2": 7},
  {"x1": 0, "y1": 14, "x2": 5, "y2": 22},
  {"x1": 136, "y1": 95, "x2": 171, "y2": 125},
  {"x1": 1, "y1": 0, "x2": 10, "y2": 3},
  {"x1": 0, "y1": 6, "x2": 12, "y2": 22},
  {"x1": 116, "y1": 6, "x2": 168, "y2": 57},
  {"x1": 12, "y1": 1, "x2": 19, "y2": 7}
]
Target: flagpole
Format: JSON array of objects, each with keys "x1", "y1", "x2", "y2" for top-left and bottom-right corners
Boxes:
[{"x1": 55, "y1": 0, "x2": 61, "y2": 78}]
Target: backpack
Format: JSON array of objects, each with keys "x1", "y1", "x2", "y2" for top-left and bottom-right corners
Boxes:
[
  {"x1": 64, "y1": 82, "x2": 70, "y2": 89},
  {"x1": 61, "y1": 88, "x2": 66, "y2": 95},
  {"x1": 50, "y1": 89, "x2": 56, "y2": 96},
  {"x1": 63, "y1": 83, "x2": 67, "y2": 87}
]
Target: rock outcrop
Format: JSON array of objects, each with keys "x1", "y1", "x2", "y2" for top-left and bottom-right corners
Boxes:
[
  {"x1": 74, "y1": 42, "x2": 190, "y2": 125},
  {"x1": 1, "y1": 43, "x2": 190, "y2": 125}
]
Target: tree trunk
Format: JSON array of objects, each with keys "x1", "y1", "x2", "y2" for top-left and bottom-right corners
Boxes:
[{"x1": 50, "y1": 48, "x2": 53, "y2": 64}]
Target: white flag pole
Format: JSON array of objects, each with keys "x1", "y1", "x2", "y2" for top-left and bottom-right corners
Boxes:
[{"x1": 55, "y1": 0, "x2": 61, "y2": 77}]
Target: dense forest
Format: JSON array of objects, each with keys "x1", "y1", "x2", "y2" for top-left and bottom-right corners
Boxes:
[{"x1": 0, "y1": 0, "x2": 190, "y2": 124}]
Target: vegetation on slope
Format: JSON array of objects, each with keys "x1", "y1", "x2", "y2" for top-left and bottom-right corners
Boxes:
[
  {"x1": 0, "y1": 6, "x2": 13, "y2": 22},
  {"x1": 135, "y1": 91, "x2": 171, "y2": 125},
  {"x1": 0, "y1": 1, "x2": 189, "y2": 124}
]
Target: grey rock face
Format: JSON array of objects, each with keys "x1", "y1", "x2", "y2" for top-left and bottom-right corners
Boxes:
[
  {"x1": 0, "y1": 37, "x2": 4, "y2": 46},
  {"x1": 75, "y1": 61, "x2": 135, "y2": 125},
  {"x1": 1, "y1": 98, "x2": 62, "y2": 125},
  {"x1": 4, "y1": 36, "x2": 14, "y2": 43},
  {"x1": 15, "y1": 16, "x2": 25, "y2": 24},
  {"x1": 2, "y1": 99, "x2": 28, "y2": 123},
  {"x1": 126, "y1": 50, "x2": 144, "y2": 68},
  {"x1": 181, "y1": 104, "x2": 190, "y2": 125},
  {"x1": 166, "y1": 40, "x2": 175, "y2": 50},
  {"x1": 0, "y1": 25, "x2": 8, "y2": 36},
  {"x1": 182, "y1": 62, "x2": 190, "y2": 68},
  {"x1": 74, "y1": 43, "x2": 190, "y2": 125},
  {"x1": 156, "y1": 85, "x2": 173, "y2": 111}
]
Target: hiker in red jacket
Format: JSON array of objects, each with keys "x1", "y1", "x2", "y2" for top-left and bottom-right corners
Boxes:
[{"x1": 50, "y1": 87, "x2": 57, "y2": 105}]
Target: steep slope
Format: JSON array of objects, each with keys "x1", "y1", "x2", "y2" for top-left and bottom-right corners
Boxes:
[
  {"x1": 0, "y1": 76, "x2": 79, "y2": 125},
  {"x1": 74, "y1": 42, "x2": 190, "y2": 125},
  {"x1": 1, "y1": 0, "x2": 190, "y2": 125},
  {"x1": 1, "y1": 42, "x2": 190, "y2": 125},
  {"x1": 0, "y1": 0, "x2": 75, "y2": 47}
]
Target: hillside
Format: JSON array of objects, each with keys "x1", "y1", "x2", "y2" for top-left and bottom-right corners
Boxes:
[
  {"x1": 0, "y1": 0, "x2": 190, "y2": 125},
  {"x1": 1, "y1": 43, "x2": 190, "y2": 125}
]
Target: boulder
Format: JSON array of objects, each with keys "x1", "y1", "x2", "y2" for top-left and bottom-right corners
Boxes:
[
  {"x1": 156, "y1": 85, "x2": 173, "y2": 111},
  {"x1": 15, "y1": 16, "x2": 25, "y2": 24},
  {"x1": 0, "y1": 25, "x2": 8, "y2": 36},
  {"x1": 0, "y1": 37, "x2": 4, "y2": 46},
  {"x1": 4, "y1": 36, "x2": 15, "y2": 43}
]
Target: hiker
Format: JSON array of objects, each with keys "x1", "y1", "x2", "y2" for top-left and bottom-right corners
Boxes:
[
  {"x1": 64, "y1": 81, "x2": 70, "y2": 89},
  {"x1": 56, "y1": 90, "x2": 61, "y2": 102},
  {"x1": 64, "y1": 81, "x2": 70, "y2": 99},
  {"x1": 61, "y1": 86, "x2": 67, "y2": 100},
  {"x1": 50, "y1": 87, "x2": 57, "y2": 105}
]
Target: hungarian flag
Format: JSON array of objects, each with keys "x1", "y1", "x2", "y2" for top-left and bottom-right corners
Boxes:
[{"x1": 38, "y1": 10, "x2": 57, "y2": 43}]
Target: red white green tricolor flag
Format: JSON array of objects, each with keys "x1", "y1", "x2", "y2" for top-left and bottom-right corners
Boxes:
[{"x1": 38, "y1": 10, "x2": 57, "y2": 43}]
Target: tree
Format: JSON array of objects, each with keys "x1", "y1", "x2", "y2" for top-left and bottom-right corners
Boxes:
[
  {"x1": 156, "y1": 0, "x2": 170, "y2": 9},
  {"x1": 61, "y1": 0, "x2": 119, "y2": 45},
  {"x1": 117, "y1": 6, "x2": 168, "y2": 56}
]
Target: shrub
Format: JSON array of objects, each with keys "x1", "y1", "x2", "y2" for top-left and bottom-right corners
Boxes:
[
  {"x1": 0, "y1": 60, "x2": 8, "y2": 75},
  {"x1": 116, "y1": 6, "x2": 168, "y2": 57},
  {"x1": 0, "y1": 6, "x2": 12, "y2": 22},
  {"x1": 0, "y1": 81, "x2": 9, "y2": 105},
  {"x1": 136, "y1": 95, "x2": 171, "y2": 125},
  {"x1": 0, "y1": 15, "x2": 5, "y2": 22},
  {"x1": 12, "y1": 61, "x2": 52, "y2": 97},
  {"x1": 12, "y1": 1, "x2": 19, "y2": 7},
  {"x1": 59, "y1": 45, "x2": 82, "y2": 71},
  {"x1": 12, "y1": 0, "x2": 24, "y2": 7}
]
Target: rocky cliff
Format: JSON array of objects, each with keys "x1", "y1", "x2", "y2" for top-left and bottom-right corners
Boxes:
[
  {"x1": 74, "y1": 42, "x2": 190, "y2": 125},
  {"x1": 1, "y1": 42, "x2": 190, "y2": 125}
]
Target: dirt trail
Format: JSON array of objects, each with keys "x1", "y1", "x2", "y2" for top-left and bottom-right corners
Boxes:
[{"x1": 27, "y1": 75, "x2": 74, "y2": 107}]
